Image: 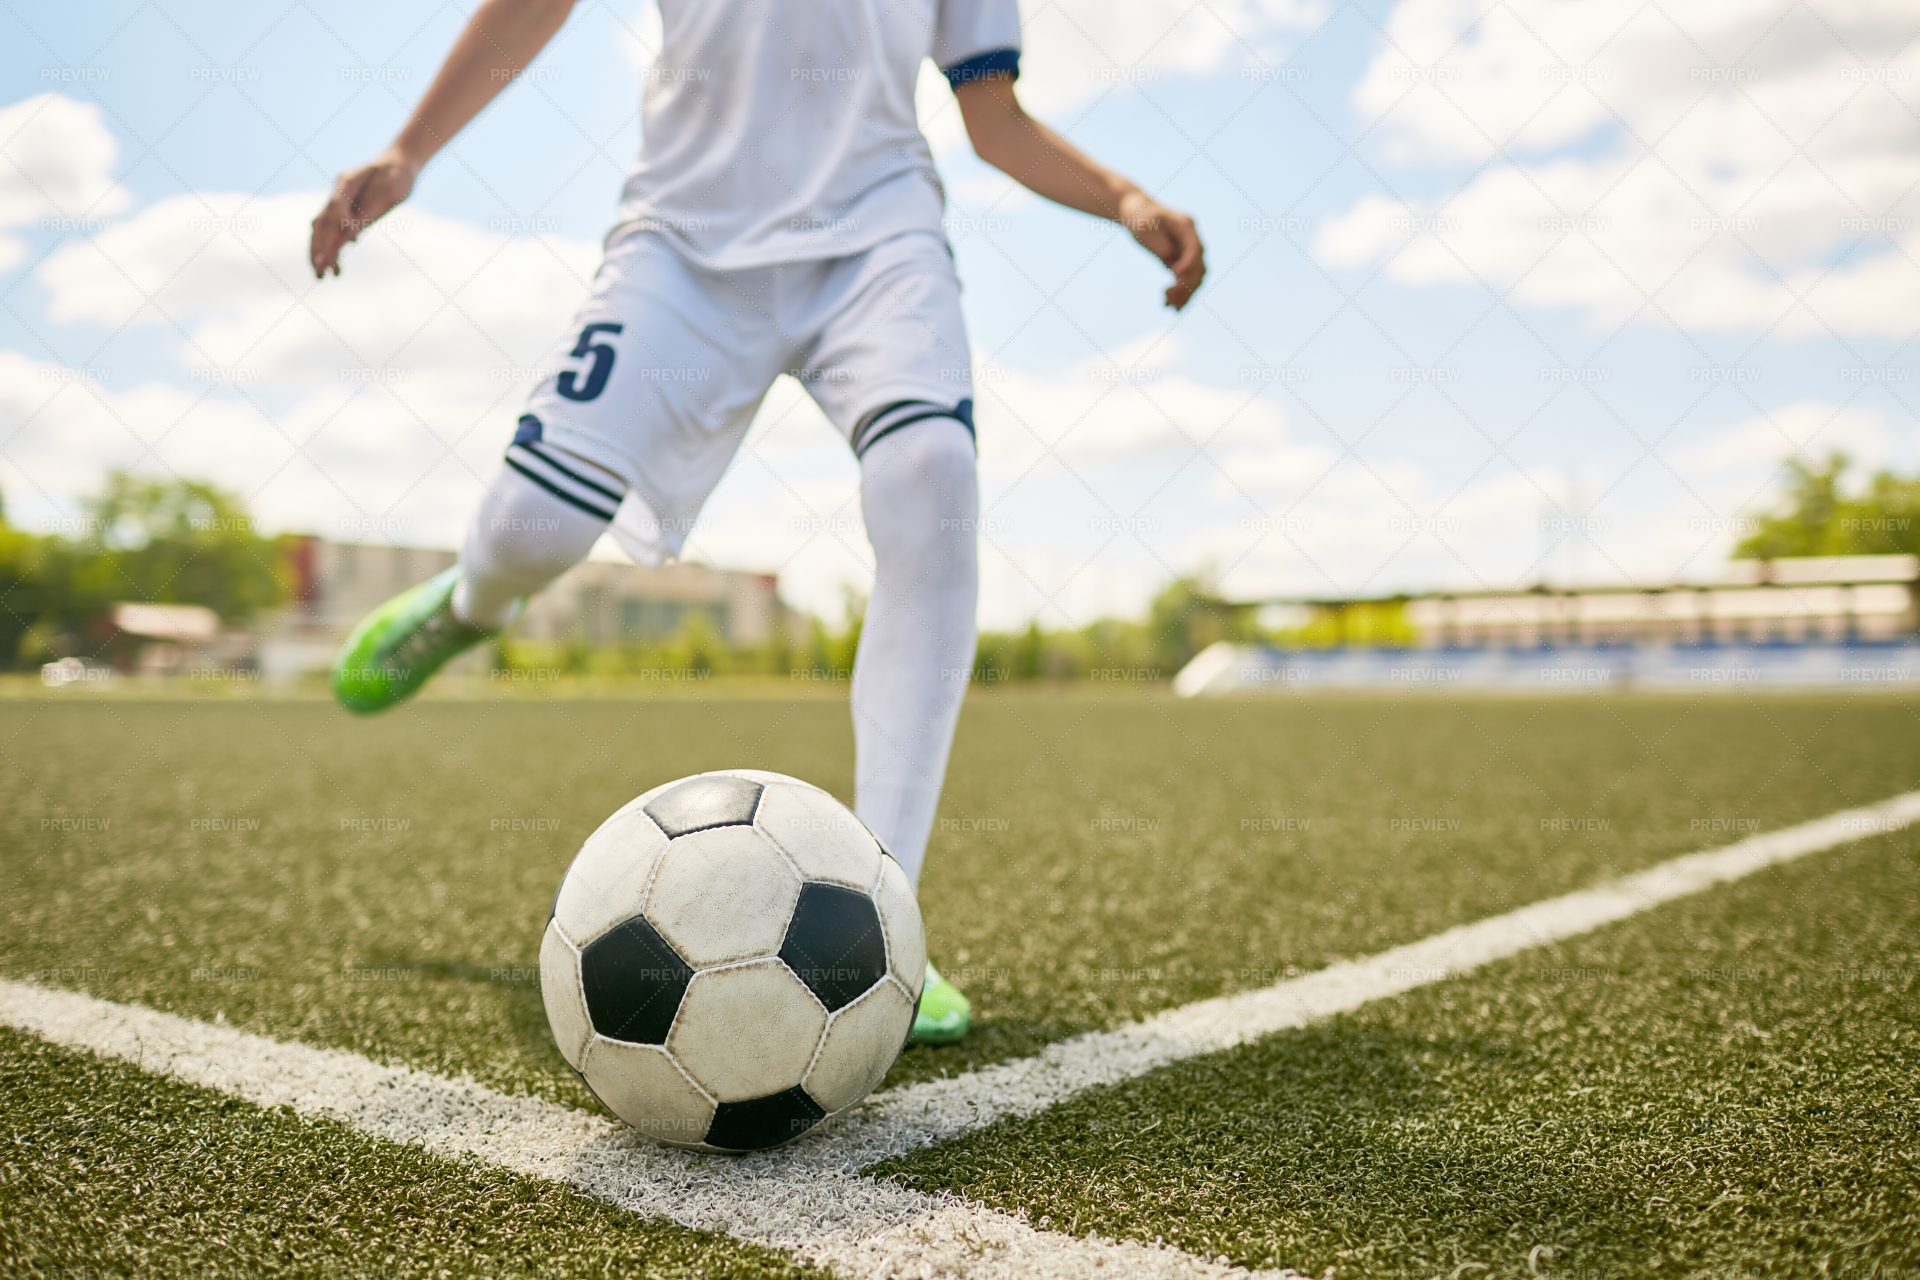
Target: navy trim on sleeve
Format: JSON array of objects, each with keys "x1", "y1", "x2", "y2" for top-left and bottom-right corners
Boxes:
[{"x1": 942, "y1": 48, "x2": 1020, "y2": 89}]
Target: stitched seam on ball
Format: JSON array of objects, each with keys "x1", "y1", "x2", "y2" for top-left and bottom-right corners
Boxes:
[
  {"x1": 752, "y1": 791, "x2": 811, "y2": 883},
  {"x1": 665, "y1": 1042, "x2": 718, "y2": 1107},
  {"x1": 798, "y1": 1000, "x2": 836, "y2": 1090},
  {"x1": 633, "y1": 823, "x2": 671, "y2": 921}
]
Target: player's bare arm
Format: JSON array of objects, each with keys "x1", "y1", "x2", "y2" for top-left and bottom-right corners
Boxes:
[
  {"x1": 309, "y1": 0, "x2": 575, "y2": 278},
  {"x1": 954, "y1": 74, "x2": 1205, "y2": 310}
]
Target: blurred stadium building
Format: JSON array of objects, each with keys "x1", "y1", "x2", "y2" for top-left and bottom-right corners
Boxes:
[
  {"x1": 1390, "y1": 555, "x2": 1915, "y2": 649},
  {"x1": 1178, "y1": 555, "x2": 1920, "y2": 695},
  {"x1": 250, "y1": 537, "x2": 792, "y2": 680}
]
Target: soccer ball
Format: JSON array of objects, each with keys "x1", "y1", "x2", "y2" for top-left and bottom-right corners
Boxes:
[{"x1": 540, "y1": 769, "x2": 926, "y2": 1152}]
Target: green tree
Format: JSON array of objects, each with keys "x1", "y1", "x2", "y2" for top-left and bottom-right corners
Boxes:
[
  {"x1": 74, "y1": 472, "x2": 290, "y2": 621},
  {"x1": 1734, "y1": 454, "x2": 1919, "y2": 559},
  {"x1": 0, "y1": 512, "x2": 55, "y2": 666},
  {"x1": 1011, "y1": 620, "x2": 1044, "y2": 679},
  {"x1": 1143, "y1": 575, "x2": 1256, "y2": 674},
  {"x1": 806, "y1": 589, "x2": 863, "y2": 679},
  {"x1": 1852, "y1": 470, "x2": 1920, "y2": 554}
]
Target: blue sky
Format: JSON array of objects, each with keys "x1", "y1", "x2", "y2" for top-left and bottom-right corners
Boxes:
[{"x1": 2, "y1": 0, "x2": 1915, "y2": 626}]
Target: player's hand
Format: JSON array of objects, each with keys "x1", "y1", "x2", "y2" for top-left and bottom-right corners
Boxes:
[
  {"x1": 310, "y1": 150, "x2": 420, "y2": 278},
  {"x1": 1118, "y1": 191, "x2": 1205, "y2": 311}
]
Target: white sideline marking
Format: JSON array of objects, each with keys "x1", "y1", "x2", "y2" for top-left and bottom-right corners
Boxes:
[
  {"x1": 3, "y1": 790, "x2": 1914, "y2": 1278},
  {"x1": 0, "y1": 981, "x2": 1271, "y2": 1280},
  {"x1": 837, "y1": 787, "x2": 1920, "y2": 1163}
]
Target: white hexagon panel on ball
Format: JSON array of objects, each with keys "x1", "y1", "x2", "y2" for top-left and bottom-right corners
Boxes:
[
  {"x1": 667, "y1": 959, "x2": 829, "y2": 1103},
  {"x1": 643, "y1": 826, "x2": 803, "y2": 969}
]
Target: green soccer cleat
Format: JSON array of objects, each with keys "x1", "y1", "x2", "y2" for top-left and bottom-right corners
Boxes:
[
  {"x1": 332, "y1": 567, "x2": 495, "y2": 714},
  {"x1": 911, "y1": 961, "x2": 971, "y2": 1045}
]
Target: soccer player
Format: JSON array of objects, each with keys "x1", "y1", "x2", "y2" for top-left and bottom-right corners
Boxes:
[{"x1": 310, "y1": 0, "x2": 1204, "y2": 1044}]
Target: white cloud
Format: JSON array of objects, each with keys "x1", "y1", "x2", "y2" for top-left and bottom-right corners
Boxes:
[
  {"x1": 978, "y1": 543, "x2": 1164, "y2": 632},
  {"x1": 617, "y1": 0, "x2": 1326, "y2": 162},
  {"x1": 1019, "y1": 0, "x2": 1324, "y2": 115},
  {"x1": 974, "y1": 335, "x2": 1285, "y2": 474},
  {"x1": 0, "y1": 351, "x2": 251, "y2": 516},
  {"x1": 1184, "y1": 446, "x2": 1566, "y2": 599},
  {"x1": 9, "y1": 191, "x2": 600, "y2": 541},
  {"x1": 1319, "y1": 0, "x2": 1920, "y2": 335},
  {"x1": 917, "y1": 60, "x2": 972, "y2": 158},
  {"x1": 1182, "y1": 397, "x2": 1918, "y2": 603},
  {"x1": 916, "y1": 0, "x2": 1324, "y2": 156},
  {"x1": 38, "y1": 191, "x2": 597, "y2": 374},
  {"x1": 612, "y1": 0, "x2": 666, "y2": 74},
  {"x1": 674, "y1": 376, "x2": 874, "y2": 622},
  {"x1": 1666, "y1": 400, "x2": 1897, "y2": 476},
  {"x1": 669, "y1": 341, "x2": 1304, "y2": 627},
  {"x1": 0, "y1": 344, "x2": 509, "y2": 546},
  {"x1": 0, "y1": 93, "x2": 131, "y2": 272}
]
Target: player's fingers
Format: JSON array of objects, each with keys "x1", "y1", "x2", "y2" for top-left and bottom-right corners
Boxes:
[
  {"x1": 310, "y1": 200, "x2": 347, "y2": 277},
  {"x1": 1151, "y1": 217, "x2": 1203, "y2": 309},
  {"x1": 1129, "y1": 216, "x2": 1175, "y2": 269},
  {"x1": 1149, "y1": 222, "x2": 1182, "y2": 270},
  {"x1": 1167, "y1": 219, "x2": 1203, "y2": 278},
  {"x1": 1168, "y1": 262, "x2": 1204, "y2": 309},
  {"x1": 1175, "y1": 250, "x2": 1206, "y2": 301},
  {"x1": 334, "y1": 172, "x2": 385, "y2": 264},
  {"x1": 315, "y1": 171, "x2": 381, "y2": 277},
  {"x1": 338, "y1": 171, "x2": 378, "y2": 240}
]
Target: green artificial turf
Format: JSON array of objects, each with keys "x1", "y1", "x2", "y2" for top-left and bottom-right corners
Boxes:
[
  {"x1": 0, "y1": 1026, "x2": 820, "y2": 1280},
  {"x1": 2, "y1": 691, "x2": 1915, "y2": 1103},
  {"x1": 873, "y1": 827, "x2": 1920, "y2": 1279}
]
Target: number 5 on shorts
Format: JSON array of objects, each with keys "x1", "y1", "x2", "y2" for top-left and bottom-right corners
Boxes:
[{"x1": 556, "y1": 322, "x2": 624, "y2": 402}]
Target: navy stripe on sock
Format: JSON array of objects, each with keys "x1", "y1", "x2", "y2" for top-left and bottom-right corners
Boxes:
[
  {"x1": 852, "y1": 399, "x2": 980, "y2": 457},
  {"x1": 519, "y1": 442, "x2": 625, "y2": 504},
  {"x1": 504, "y1": 442, "x2": 627, "y2": 516},
  {"x1": 856, "y1": 409, "x2": 975, "y2": 459},
  {"x1": 504, "y1": 455, "x2": 619, "y2": 522},
  {"x1": 853, "y1": 399, "x2": 920, "y2": 455}
]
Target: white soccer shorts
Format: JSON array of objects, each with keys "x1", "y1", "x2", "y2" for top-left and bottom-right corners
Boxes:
[{"x1": 506, "y1": 228, "x2": 975, "y2": 564}]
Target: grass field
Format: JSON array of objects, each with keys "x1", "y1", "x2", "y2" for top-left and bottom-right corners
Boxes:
[
  {"x1": 4, "y1": 686, "x2": 1917, "y2": 1276},
  {"x1": 0, "y1": 1024, "x2": 819, "y2": 1279},
  {"x1": 877, "y1": 826, "x2": 1920, "y2": 1279}
]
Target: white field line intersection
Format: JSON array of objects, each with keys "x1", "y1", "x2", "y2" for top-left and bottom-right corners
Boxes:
[{"x1": 5, "y1": 790, "x2": 1916, "y2": 1280}]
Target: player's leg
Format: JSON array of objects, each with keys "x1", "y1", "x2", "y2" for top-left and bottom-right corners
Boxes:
[
  {"x1": 334, "y1": 232, "x2": 782, "y2": 713},
  {"x1": 453, "y1": 423, "x2": 626, "y2": 628},
  {"x1": 799, "y1": 231, "x2": 980, "y2": 1041},
  {"x1": 331, "y1": 436, "x2": 618, "y2": 714},
  {"x1": 850, "y1": 416, "x2": 978, "y2": 885},
  {"x1": 853, "y1": 414, "x2": 980, "y2": 1044},
  {"x1": 800, "y1": 233, "x2": 981, "y2": 882}
]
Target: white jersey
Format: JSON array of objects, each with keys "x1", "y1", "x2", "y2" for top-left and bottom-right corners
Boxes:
[{"x1": 609, "y1": 0, "x2": 1022, "y2": 270}]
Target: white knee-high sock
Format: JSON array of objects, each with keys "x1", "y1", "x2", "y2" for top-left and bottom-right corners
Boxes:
[
  {"x1": 851, "y1": 417, "x2": 979, "y2": 887},
  {"x1": 453, "y1": 455, "x2": 614, "y2": 629}
]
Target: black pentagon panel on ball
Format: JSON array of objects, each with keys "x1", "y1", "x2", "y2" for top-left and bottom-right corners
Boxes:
[
  {"x1": 580, "y1": 914, "x2": 695, "y2": 1045},
  {"x1": 779, "y1": 882, "x2": 889, "y2": 1012},
  {"x1": 704, "y1": 1085, "x2": 827, "y2": 1151},
  {"x1": 643, "y1": 775, "x2": 764, "y2": 838}
]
